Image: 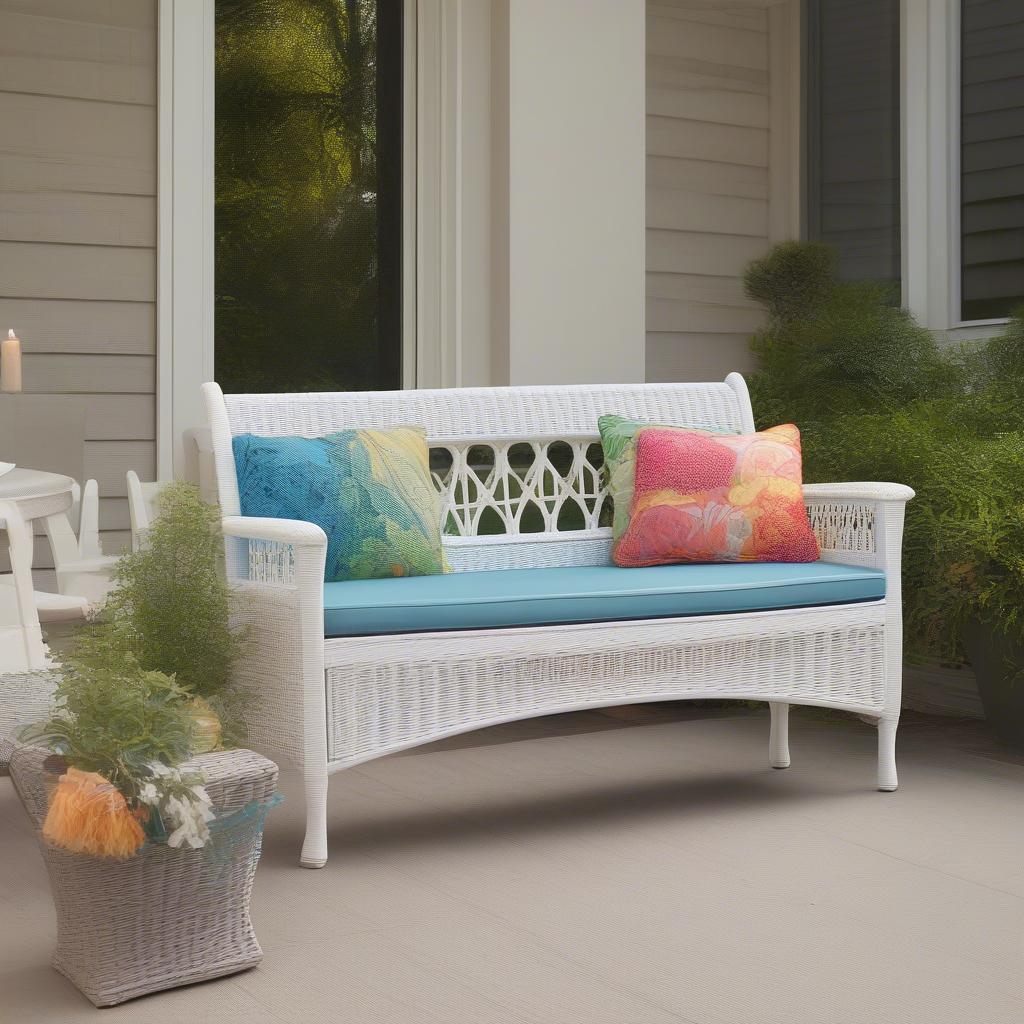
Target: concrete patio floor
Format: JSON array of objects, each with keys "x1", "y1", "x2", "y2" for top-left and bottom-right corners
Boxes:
[{"x1": 1, "y1": 704, "x2": 1022, "y2": 1023}]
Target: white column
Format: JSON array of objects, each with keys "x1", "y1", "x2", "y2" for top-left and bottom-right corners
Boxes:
[
  {"x1": 901, "y1": 0, "x2": 958, "y2": 333},
  {"x1": 157, "y1": 0, "x2": 215, "y2": 479},
  {"x1": 498, "y1": 0, "x2": 646, "y2": 385}
]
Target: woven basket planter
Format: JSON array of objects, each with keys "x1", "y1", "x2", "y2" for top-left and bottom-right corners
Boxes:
[{"x1": 9, "y1": 746, "x2": 279, "y2": 1007}]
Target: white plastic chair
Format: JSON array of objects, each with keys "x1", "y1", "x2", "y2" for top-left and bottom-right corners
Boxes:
[
  {"x1": 43, "y1": 479, "x2": 119, "y2": 605},
  {"x1": 0, "y1": 492, "x2": 94, "y2": 650},
  {"x1": 126, "y1": 471, "x2": 169, "y2": 552},
  {"x1": 0, "y1": 500, "x2": 53, "y2": 671}
]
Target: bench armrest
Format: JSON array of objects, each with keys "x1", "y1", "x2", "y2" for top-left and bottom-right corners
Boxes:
[
  {"x1": 221, "y1": 516, "x2": 327, "y2": 548},
  {"x1": 220, "y1": 515, "x2": 326, "y2": 601},
  {"x1": 219, "y1": 516, "x2": 327, "y2": 770},
  {"x1": 803, "y1": 481, "x2": 912, "y2": 581},
  {"x1": 802, "y1": 482, "x2": 915, "y2": 504}
]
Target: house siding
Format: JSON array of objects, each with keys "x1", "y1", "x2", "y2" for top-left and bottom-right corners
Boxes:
[
  {"x1": 0, "y1": 0, "x2": 157, "y2": 562},
  {"x1": 645, "y1": 1, "x2": 772, "y2": 382}
]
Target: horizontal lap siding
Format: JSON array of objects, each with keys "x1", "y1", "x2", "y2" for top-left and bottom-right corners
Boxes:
[
  {"x1": 0, "y1": 1, "x2": 157, "y2": 564},
  {"x1": 645, "y1": 2, "x2": 769, "y2": 383}
]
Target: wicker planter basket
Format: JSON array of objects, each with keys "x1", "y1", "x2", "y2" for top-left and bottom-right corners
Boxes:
[{"x1": 9, "y1": 746, "x2": 279, "y2": 1007}]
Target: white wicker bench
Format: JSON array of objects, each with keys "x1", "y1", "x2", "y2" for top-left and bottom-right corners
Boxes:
[{"x1": 204, "y1": 375, "x2": 913, "y2": 868}]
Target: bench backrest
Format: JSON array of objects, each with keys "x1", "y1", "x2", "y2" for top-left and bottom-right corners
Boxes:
[{"x1": 203, "y1": 376, "x2": 755, "y2": 571}]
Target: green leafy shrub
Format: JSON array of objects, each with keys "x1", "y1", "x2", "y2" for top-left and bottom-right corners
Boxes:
[
  {"x1": 28, "y1": 483, "x2": 251, "y2": 771},
  {"x1": 803, "y1": 404, "x2": 1024, "y2": 660},
  {"x1": 18, "y1": 485, "x2": 254, "y2": 856},
  {"x1": 85, "y1": 482, "x2": 243, "y2": 698},
  {"x1": 743, "y1": 240, "x2": 838, "y2": 329},
  {"x1": 744, "y1": 242, "x2": 958, "y2": 427},
  {"x1": 745, "y1": 244, "x2": 1024, "y2": 665},
  {"x1": 22, "y1": 661, "x2": 195, "y2": 804},
  {"x1": 977, "y1": 303, "x2": 1024, "y2": 384}
]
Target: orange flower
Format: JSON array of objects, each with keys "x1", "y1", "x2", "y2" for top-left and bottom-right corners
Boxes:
[{"x1": 42, "y1": 768, "x2": 145, "y2": 860}]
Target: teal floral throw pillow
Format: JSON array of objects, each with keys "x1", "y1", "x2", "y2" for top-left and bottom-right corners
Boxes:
[{"x1": 232, "y1": 427, "x2": 446, "y2": 582}]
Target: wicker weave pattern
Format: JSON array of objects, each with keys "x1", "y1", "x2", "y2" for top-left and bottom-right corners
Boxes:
[
  {"x1": 10, "y1": 747, "x2": 278, "y2": 1007},
  {"x1": 807, "y1": 501, "x2": 875, "y2": 556},
  {"x1": 0, "y1": 671, "x2": 58, "y2": 774},
  {"x1": 325, "y1": 606, "x2": 887, "y2": 766},
  {"x1": 202, "y1": 376, "x2": 914, "y2": 868},
  {"x1": 222, "y1": 381, "x2": 749, "y2": 441}
]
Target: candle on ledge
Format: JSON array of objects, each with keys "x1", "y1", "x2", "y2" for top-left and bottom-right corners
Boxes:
[{"x1": 1, "y1": 329, "x2": 22, "y2": 393}]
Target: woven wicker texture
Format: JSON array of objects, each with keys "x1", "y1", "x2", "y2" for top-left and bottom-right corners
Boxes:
[
  {"x1": 0, "y1": 671, "x2": 58, "y2": 775},
  {"x1": 202, "y1": 378, "x2": 912, "y2": 867},
  {"x1": 9, "y1": 747, "x2": 278, "y2": 1007},
  {"x1": 324, "y1": 605, "x2": 888, "y2": 767}
]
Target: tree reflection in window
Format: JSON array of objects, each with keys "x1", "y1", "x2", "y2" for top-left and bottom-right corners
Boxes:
[{"x1": 215, "y1": 0, "x2": 403, "y2": 393}]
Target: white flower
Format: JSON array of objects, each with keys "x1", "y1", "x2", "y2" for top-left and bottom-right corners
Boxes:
[
  {"x1": 137, "y1": 765, "x2": 214, "y2": 850},
  {"x1": 163, "y1": 791, "x2": 213, "y2": 849}
]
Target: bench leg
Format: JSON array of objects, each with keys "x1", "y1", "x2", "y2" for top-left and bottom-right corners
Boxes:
[
  {"x1": 768, "y1": 701, "x2": 790, "y2": 769},
  {"x1": 299, "y1": 767, "x2": 329, "y2": 869},
  {"x1": 877, "y1": 716, "x2": 899, "y2": 792}
]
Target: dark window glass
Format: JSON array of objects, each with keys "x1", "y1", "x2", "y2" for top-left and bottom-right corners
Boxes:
[
  {"x1": 215, "y1": 0, "x2": 403, "y2": 393},
  {"x1": 806, "y1": 0, "x2": 901, "y2": 286},
  {"x1": 961, "y1": 0, "x2": 1024, "y2": 321}
]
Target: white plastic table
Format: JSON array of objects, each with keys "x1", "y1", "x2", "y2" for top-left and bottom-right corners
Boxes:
[{"x1": 0, "y1": 467, "x2": 76, "y2": 521}]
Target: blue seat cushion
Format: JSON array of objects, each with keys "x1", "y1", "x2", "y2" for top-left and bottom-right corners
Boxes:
[{"x1": 322, "y1": 561, "x2": 885, "y2": 638}]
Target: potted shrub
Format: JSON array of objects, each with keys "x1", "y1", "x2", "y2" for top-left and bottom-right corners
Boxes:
[
  {"x1": 955, "y1": 312, "x2": 1024, "y2": 747},
  {"x1": 12, "y1": 484, "x2": 279, "y2": 1006},
  {"x1": 931, "y1": 433, "x2": 1024, "y2": 749},
  {"x1": 77, "y1": 481, "x2": 249, "y2": 748}
]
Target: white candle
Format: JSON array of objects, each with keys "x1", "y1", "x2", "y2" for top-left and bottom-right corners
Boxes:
[{"x1": 1, "y1": 329, "x2": 22, "y2": 393}]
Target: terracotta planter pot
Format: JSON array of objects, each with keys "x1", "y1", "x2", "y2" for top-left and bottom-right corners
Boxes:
[{"x1": 963, "y1": 619, "x2": 1024, "y2": 752}]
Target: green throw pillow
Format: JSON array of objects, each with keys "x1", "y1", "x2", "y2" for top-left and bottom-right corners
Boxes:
[{"x1": 598, "y1": 414, "x2": 721, "y2": 543}]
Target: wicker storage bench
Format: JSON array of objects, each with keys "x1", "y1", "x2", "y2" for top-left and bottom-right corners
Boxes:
[
  {"x1": 10, "y1": 746, "x2": 278, "y2": 1007},
  {"x1": 203, "y1": 374, "x2": 913, "y2": 868}
]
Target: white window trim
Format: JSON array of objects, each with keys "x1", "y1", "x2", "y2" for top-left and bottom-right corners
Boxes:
[
  {"x1": 157, "y1": 0, "x2": 215, "y2": 480},
  {"x1": 157, "y1": 0, "x2": 455, "y2": 477},
  {"x1": 769, "y1": 0, "x2": 803, "y2": 245},
  {"x1": 901, "y1": 0, "x2": 1011, "y2": 338},
  {"x1": 414, "y1": 0, "x2": 459, "y2": 389}
]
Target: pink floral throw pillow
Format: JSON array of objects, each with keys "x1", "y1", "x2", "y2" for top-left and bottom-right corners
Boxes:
[{"x1": 613, "y1": 423, "x2": 820, "y2": 567}]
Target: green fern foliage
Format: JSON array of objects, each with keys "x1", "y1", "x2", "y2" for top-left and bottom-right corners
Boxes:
[
  {"x1": 22, "y1": 482, "x2": 251, "y2": 790},
  {"x1": 92, "y1": 483, "x2": 243, "y2": 698},
  {"x1": 21, "y1": 662, "x2": 195, "y2": 803}
]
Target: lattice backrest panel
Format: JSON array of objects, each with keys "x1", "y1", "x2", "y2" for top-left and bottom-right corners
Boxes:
[
  {"x1": 429, "y1": 436, "x2": 610, "y2": 538},
  {"x1": 211, "y1": 377, "x2": 754, "y2": 522}
]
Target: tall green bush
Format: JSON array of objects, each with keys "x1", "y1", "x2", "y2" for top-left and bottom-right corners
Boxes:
[
  {"x1": 744, "y1": 242, "x2": 1024, "y2": 663},
  {"x1": 803, "y1": 404, "x2": 1024, "y2": 660},
  {"x1": 22, "y1": 483, "x2": 250, "y2": 805},
  {"x1": 744, "y1": 242, "x2": 957, "y2": 428},
  {"x1": 80, "y1": 483, "x2": 243, "y2": 697}
]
